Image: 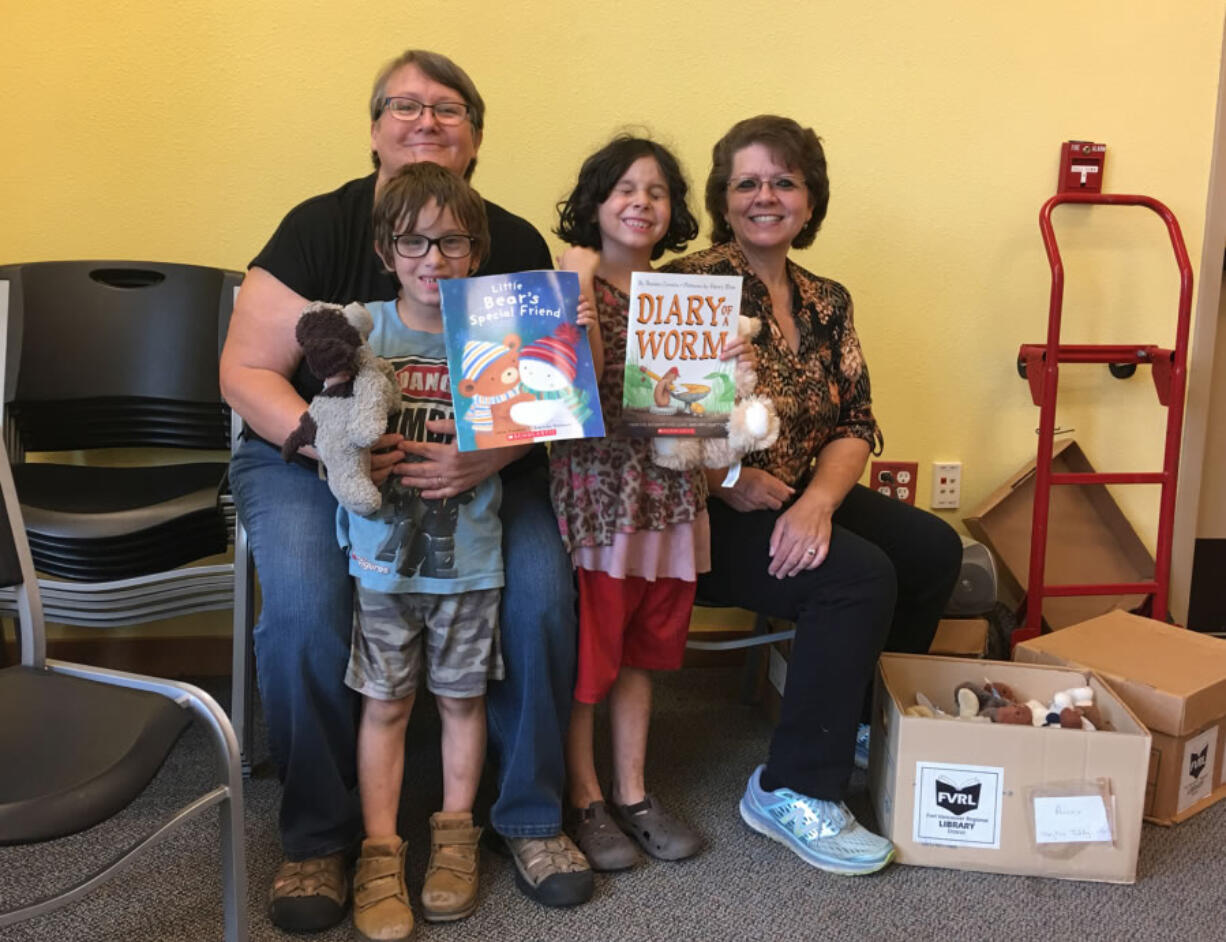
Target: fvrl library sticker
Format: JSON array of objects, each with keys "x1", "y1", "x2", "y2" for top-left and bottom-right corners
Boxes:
[{"x1": 914, "y1": 762, "x2": 1004, "y2": 848}]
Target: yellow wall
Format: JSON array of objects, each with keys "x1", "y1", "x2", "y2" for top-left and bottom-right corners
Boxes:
[{"x1": 3, "y1": 0, "x2": 1224, "y2": 552}]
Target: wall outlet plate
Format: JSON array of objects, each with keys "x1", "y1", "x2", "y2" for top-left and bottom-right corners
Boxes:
[
  {"x1": 931, "y1": 461, "x2": 962, "y2": 509},
  {"x1": 870, "y1": 461, "x2": 918, "y2": 505}
]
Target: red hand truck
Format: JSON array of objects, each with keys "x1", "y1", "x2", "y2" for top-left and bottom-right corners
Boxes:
[{"x1": 1014, "y1": 192, "x2": 1193, "y2": 648}]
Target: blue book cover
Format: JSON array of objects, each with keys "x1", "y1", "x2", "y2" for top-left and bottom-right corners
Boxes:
[{"x1": 439, "y1": 270, "x2": 605, "y2": 452}]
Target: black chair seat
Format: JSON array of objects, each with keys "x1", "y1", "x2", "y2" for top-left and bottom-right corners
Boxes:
[
  {"x1": 14, "y1": 462, "x2": 227, "y2": 528},
  {"x1": 0, "y1": 666, "x2": 191, "y2": 845}
]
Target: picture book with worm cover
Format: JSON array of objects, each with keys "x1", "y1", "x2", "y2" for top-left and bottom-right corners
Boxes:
[{"x1": 621, "y1": 271, "x2": 743, "y2": 437}]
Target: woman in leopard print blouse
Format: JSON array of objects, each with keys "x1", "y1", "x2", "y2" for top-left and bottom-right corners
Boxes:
[{"x1": 666, "y1": 115, "x2": 961, "y2": 876}]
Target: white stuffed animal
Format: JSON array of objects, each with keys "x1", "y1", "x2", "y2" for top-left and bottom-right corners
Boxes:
[{"x1": 650, "y1": 315, "x2": 780, "y2": 471}]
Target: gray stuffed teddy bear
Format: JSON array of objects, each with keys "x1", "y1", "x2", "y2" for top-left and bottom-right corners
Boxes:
[{"x1": 281, "y1": 301, "x2": 400, "y2": 516}]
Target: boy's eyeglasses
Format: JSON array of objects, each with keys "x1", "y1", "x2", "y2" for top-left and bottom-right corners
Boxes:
[
  {"x1": 727, "y1": 175, "x2": 806, "y2": 196},
  {"x1": 380, "y1": 97, "x2": 470, "y2": 125},
  {"x1": 392, "y1": 234, "x2": 476, "y2": 259}
]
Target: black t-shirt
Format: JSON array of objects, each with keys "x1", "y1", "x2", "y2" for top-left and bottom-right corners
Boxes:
[{"x1": 249, "y1": 172, "x2": 553, "y2": 473}]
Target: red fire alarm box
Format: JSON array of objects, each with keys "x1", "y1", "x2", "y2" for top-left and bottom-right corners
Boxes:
[{"x1": 1058, "y1": 140, "x2": 1106, "y2": 193}]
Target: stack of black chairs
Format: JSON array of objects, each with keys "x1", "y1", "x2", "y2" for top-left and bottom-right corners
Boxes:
[{"x1": 0, "y1": 260, "x2": 244, "y2": 631}]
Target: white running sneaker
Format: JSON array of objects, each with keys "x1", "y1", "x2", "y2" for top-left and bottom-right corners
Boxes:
[{"x1": 739, "y1": 765, "x2": 894, "y2": 875}]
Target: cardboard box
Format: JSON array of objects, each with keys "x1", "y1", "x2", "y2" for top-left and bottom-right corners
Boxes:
[
  {"x1": 929, "y1": 618, "x2": 989, "y2": 658},
  {"x1": 1014, "y1": 610, "x2": 1226, "y2": 824},
  {"x1": 963, "y1": 440, "x2": 1153, "y2": 630},
  {"x1": 870, "y1": 653, "x2": 1150, "y2": 883}
]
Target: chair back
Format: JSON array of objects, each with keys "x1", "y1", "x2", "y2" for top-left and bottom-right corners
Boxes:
[
  {"x1": 0, "y1": 261, "x2": 241, "y2": 451},
  {"x1": 0, "y1": 436, "x2": 47, "y2": 666}
]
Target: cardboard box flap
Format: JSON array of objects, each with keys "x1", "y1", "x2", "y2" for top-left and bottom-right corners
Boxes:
[
  {"x1": 963, "y1": 440, "x2": 1153, "y2": 630},
  {"x1": 1014, "y1": 611, "x2": 1226, "y2": 736},
  {"x1": 929, "y1": 618, "x2": 989, "y2": 657}
]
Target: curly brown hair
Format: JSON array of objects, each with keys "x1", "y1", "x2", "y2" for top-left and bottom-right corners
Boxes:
[{"x1": 555, "y1": 135, "x2": 698, "y2": 261}]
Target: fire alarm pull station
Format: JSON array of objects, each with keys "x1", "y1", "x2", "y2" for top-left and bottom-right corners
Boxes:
[{"x1": 1058, "y1": 140, "x2": 1106, "y2": 194}]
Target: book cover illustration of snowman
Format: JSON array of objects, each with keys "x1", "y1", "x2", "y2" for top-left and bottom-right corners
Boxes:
[
  {"x1": 439, "y1": 270, "x2": 605, "y2": 452},
  {"x1": 622, "y1": 271, "x2": 743, "y2": 438}
]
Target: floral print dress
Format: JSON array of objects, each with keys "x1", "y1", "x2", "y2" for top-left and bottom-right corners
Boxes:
[{"x1": 549, "y1": 277, "x2": 709, "y2": 581}]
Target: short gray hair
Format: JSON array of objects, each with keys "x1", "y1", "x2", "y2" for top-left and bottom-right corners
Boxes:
[
  {"x1": 368, "y1": 50, "x2": 485, "y2": 177},
  {"x1": 369, "y1": 49, "x2": 485, "y2": 129}
]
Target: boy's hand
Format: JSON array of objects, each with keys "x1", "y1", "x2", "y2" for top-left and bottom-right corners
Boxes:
[{"x1": 396, "y1": 419, "x2": 528, "y2": 497}]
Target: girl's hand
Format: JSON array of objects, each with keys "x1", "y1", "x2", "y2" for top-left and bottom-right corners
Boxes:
[
  {"x1": 713, "y1": 466, "x2": 793, "y2": 512},
  {"x1": 576, "y1": 295, "x2": 597, "y2": 331},
  {"x1": 557, "y1": 245, "x2": 601, "y2": 277},
  {"x1": 368, "y1": 432, "x2": 406, "y2": 487},
  {"x1": 720, "y1": 333, "x2": 753, "y2": 364},
  {"x1": 768, "y1": 492, "x2": 834, "y2": 578}
]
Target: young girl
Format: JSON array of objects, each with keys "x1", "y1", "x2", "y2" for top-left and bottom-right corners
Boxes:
[{"x1": 551, "y1": 136, "x2": 716, "y2": 870}]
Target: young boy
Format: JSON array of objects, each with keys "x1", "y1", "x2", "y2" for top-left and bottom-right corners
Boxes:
[{"x1": 340, "y1": 161, "x2": 501, "y2": 941}]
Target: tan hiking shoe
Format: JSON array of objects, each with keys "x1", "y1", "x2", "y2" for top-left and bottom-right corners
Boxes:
[
  {"x1": 504, "y1": 833, "x2": 593, "y2": 907},
  {"x1": 353, "y1": 837, "x2": 413, "y2": 942},
  {"x1": 267, "y1": 852, "x2": 348, "y2": 932},
  {"x1": 421, "y1": 812, "x2": 482, "y2": 922}
]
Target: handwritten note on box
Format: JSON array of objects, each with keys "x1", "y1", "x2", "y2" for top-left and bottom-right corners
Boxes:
[{"x1": 1033, "y1": 796, "x2": 1113, "y2": 844}]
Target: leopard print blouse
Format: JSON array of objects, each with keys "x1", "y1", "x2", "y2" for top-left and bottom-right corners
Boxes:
[
  {"x1": 549, "y1": 277, "x2": 707, "y2": 552},
  {"x1": 664, "y1": 242, "x2": 881, "y2": 491}
]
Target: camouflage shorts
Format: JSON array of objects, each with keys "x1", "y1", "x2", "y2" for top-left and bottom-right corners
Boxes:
[{"x1": 346, "y1": 584, "x2": 504, "y2": 700}]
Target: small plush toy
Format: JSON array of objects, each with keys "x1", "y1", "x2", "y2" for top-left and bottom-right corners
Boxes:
[
  {"x1": 281, "y1": 301, "x2": 400, "y2": 516},
  {"x1": 912, "y1": 677, "x2": 1110, "y2": 730},
  {"x1": 1043, "y1": 685, "x2": 1109, "y2": 730},
  {"x1": 650, "y1": 316, "x2": 780, "y2": 472}
]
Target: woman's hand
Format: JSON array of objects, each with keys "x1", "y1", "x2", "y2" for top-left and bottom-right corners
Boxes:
[
  {"x1": 711, "y1": 466, "x2": 794, "y2": 512},
  {"x1": 368, "y1": 433, "x2": 406, "y2": 487},
  {"x1": 396, "y1": 419, "x2": 527, "y2": 498},
  {"x1": 768, "y1": 491, "x2": 835, "y2": 579}
]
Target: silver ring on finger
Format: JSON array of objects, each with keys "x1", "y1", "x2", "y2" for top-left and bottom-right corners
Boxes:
[{"x1": 804, "y1": 547, "x2": 818, "y2": 557}]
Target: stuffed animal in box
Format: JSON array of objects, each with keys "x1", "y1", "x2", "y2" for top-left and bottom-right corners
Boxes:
[
  {"x1": 281, "y1": 301, "x2": 400, "y2": 516},
  {"x1": 649, "y1": 315, "x2": 780, "y2": 471}
]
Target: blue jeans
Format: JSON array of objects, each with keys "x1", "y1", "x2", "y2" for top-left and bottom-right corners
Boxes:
[
  {"x1": 486, "y1": 466, "x2": 577, "y2": 836},
  {"x1": 230, "y1": 438, "x2": 576, "y2": 857}
]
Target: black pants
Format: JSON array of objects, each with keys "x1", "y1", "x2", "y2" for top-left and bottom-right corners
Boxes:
[{"x1": 698, "y1": 483, "x2": 961, "y2": 801}]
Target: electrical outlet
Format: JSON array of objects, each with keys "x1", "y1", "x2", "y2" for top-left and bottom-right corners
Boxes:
[
  {"x1": 870, "y1": 461, "x2": 918, "y2": 505},
  {"x1": 931, "y1": 461, "x2": 962, "y2": 509}
]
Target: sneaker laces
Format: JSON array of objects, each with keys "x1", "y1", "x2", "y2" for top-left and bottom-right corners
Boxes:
[{"x1": 780, "y1": 795, "x2": 848, "y2": 842}]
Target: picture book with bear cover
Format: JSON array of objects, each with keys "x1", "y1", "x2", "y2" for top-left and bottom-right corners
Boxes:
[
  {"x1": 439, "y1": 270, "x2": 605, "y2": 452},
  {"x1": 622, "y1": 271, "x2": 743, "y2": 437}
]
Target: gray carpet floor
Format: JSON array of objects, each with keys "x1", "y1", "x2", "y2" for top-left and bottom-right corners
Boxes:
[{"x1": 3, "y1": 666, "x2": 1225, "y2": 942}]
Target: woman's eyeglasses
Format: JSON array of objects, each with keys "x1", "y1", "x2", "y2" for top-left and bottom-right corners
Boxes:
[
  {"x1": 727, "y1": 175, "x2": 806, "y2": 196},
  {"x1": 380, "y1": 97, "x2": 470, "y2": 125}
]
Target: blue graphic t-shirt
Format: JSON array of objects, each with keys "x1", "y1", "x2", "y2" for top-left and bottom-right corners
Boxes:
[{"x1": 336, "y1": 300, "x2": 503, "y2": 595}]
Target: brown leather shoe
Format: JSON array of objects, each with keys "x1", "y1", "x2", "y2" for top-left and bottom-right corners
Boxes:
[
  {"x1": 267, "y1": 852, "x2": 349, "y2": 932},
  {"x1": 353, "y1": 837, "x2": 413, "y2": 942},
  {"x1": 422, "y1": 812, "x2": 482, "y2": 922}
]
